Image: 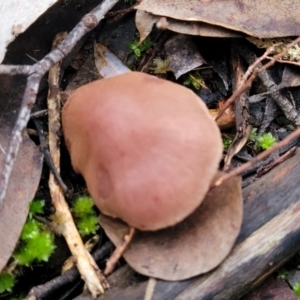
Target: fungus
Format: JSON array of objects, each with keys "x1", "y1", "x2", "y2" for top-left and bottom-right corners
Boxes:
[{"x1": 62, "y1": 72, "x2": 223, "y2": 231}]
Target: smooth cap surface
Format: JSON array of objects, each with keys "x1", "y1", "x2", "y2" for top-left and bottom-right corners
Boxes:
[{"x1": 62, "y1": 72, "x2": 223, "y2": 230}]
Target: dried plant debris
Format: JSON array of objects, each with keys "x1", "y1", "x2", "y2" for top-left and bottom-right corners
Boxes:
[
  {"x1": 247, "y1": 37, "x2": 300, "y2": 62},
  {"x1": 136, "y1": 0, "x2": 300, "y2": 38},
  {"x1": 279, "y1": 66, "x2": 300, "y2": 89},
  {"x1": 94, "y1": 43, "x2": 131, "y2": 78},
  {"x1": 164, "y1": 34, "x2": 206, "y2": 79},
  {"x1": 100, "y1": 176, "x2": 242, "y2": 281}
]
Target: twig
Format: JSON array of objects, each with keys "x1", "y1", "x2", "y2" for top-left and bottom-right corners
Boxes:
[
  {"x1": 256, "y1": 146, "x2": 297, "y2": 178},
  {"x1": 104, "y1": 227, "x2": 135, "y2": 276},
  {"x1": 239, "y1": 44, "x2": 300, "y2": 126},
  {"x1": 106, "y1": 0, "x2": 141, "y2": 21},
  {"x1": 47, "y1": 33, "x2": 108, "y2": 297},
  {"x1": 215, "y1": 36, "x2": 300, "y2": 121},
  {"x1": 212, "y1": 126, "x2": 300, "y2": 188},
  {"x1": 0, "y1": 0, "x2": 119, "y2": 208},
  {"x1": 33, "y1": 119, "x2": 68, "y2": 193},
  {"x1": 144, "y1": 277, "x2": 157, "y2": 300},
  {"x1": 30, "y1": 109, "x2": 48, "y2": 118},
  {"x1": 25, "y1": 242, "x2": 114, "y2": 300},
  {"x1": 0, "y1": 64, "x2": 32, "y2": 75},
  {"x1": 266, "y1": 56, "x2": 300, "y2": 67}
]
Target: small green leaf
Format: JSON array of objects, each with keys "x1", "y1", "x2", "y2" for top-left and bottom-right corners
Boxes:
[
  {"x1": 134, "y1": 48, "x2": 141, "y2": 57},
  {"x1": 0, "y1": 273, "x2": 15, "y2": 293},
  {"x1": 183, "y1": 72, "x2": 204, "y2": 90},
  {"x1": 249, "y1": 128, "x2": 258, "y2": 142},
  {"x1": 128, "y1": 36, "x2": 152, "y2": 58},
  {"x1": 223, "y1": 137, "x2": 232, "y2": 150}
]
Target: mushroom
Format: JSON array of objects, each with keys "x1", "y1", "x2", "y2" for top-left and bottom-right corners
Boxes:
[{"x1": 62, "y1": 71, "x2": 223, "y2": 231}]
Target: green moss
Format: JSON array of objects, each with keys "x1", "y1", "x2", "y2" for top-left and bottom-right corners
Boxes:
[
  {"x1": 293, "y1": 283, "x2": 300, "y2": 297},
  {"x1": 249, "y1": 128, "x2": 276, "y2": 151},
  {"x1": 20, "y1": 219, "x2": 41, "y2": 240},
  {"x1": 0, "y1": 199, "x2": 56, "y2": 294},
  {"x1": 14, "y1": 228, "x2": 55, "y2": 266},
  {"x1": 0, "y1": 273, "x2": 15, "y2": 293},
  {"x1": 128, "y1": 36, "x2": 152, "y2": 58},
  {"x1": 28, "y1": 200, "x2": 44, "y2": 219},
  {"x1": 72, "y1": 196, "x2": 96, "y2": 218},
  {"x1": 77, "y1": 215, "x2": 99, "y2": 236},
  {"x1": 183, "y1": 72, "x2": 204, "y2": 90},
  {"x1": 72, "y1": 196, "x2": 99, "y2": 237},
  {"x1": 223, "y1": 137, "x2": 232, "y2": 150},
  {"x1": 256, "y1": 133, "x2": 276, "y2": 150},
  {"x1": 151, "y1": 58, "x2": 171, "y2": 74}
]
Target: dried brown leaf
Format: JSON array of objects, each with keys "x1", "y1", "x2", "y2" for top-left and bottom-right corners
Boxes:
[
  {"x1": 136, "y1": 0, "x2": 300, "y2": 38},
  {"x1": 100, "y1": 175, "x2": 243, "y2": 281},
  {"x1": 135, "y1": 10, "x2": 242, "y2": 43},
  {"x1": 165, "y1": 34, "x2": 206, "y2": 79}
]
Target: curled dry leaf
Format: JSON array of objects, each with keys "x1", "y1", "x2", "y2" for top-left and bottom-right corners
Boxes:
[
  {"x1": 100, "y1": 175, "x2": 243, "y2": 281},
  {"x1": 279, "y1": 66, "x2": 300, "y2": 89},
  {"x1": 135, "y1": 10, "x2": 243, "y2": 44},
  {"x1": 210, "y1": 100, "x2": 236, "y2": 130},
  {"x1": 136, "y1": 0, "x2": 300, "y2": 38},
  {"x1": 165, "y1": 34, "x2": 206, "y2": 79},
  {"x1": 0, "y1": 76, "x2": 43, "y2": 271}
]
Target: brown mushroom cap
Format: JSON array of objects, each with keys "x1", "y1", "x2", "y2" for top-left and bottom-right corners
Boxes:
[{"x1": 62, "y1": 72, "x2": 222, "y2": 231}]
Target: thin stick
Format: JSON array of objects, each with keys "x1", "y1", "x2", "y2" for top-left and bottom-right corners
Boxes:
[
  {"x1": 0, "y1": 64, "x2": 33, "y2": 75},
  {"x1": 33, "y1": 119, "x2": 68, "y2": 193},
  {"x1": 104, "y1": 227, "x2": 135, "y2": 276},
  {"x1": 0, "y1": 0, "x2": 120, "y2": 207},
  {"x1": 47, "y1": 32, "x2": 108, "y2": 297},
  {"x1": 144, "y1": 277, "x2": 157, "y2": 300},
  {"x1": 25, "y1": 242, "x2": 114, "y2": 300},
  {"x1": 266, "y1": 56, "x2": 300, "y2": 67},
  {"x1": 212, "y1": 126, "x2": 300, "y2": 188}
]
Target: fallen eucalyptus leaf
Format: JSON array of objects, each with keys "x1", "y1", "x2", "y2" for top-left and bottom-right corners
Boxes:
[
  {"x1": 165, "y1": 34, "x2": 206, "y2": 79},
  {"x1": 100, "y1": 176, "x2": 243, "y2": 281},
  {"x1": 136, "y1": 0, "x2": 300, "y2": 38},
  {"x1": 135, "y1": 10, "x2": 243, "y2": 43}
]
